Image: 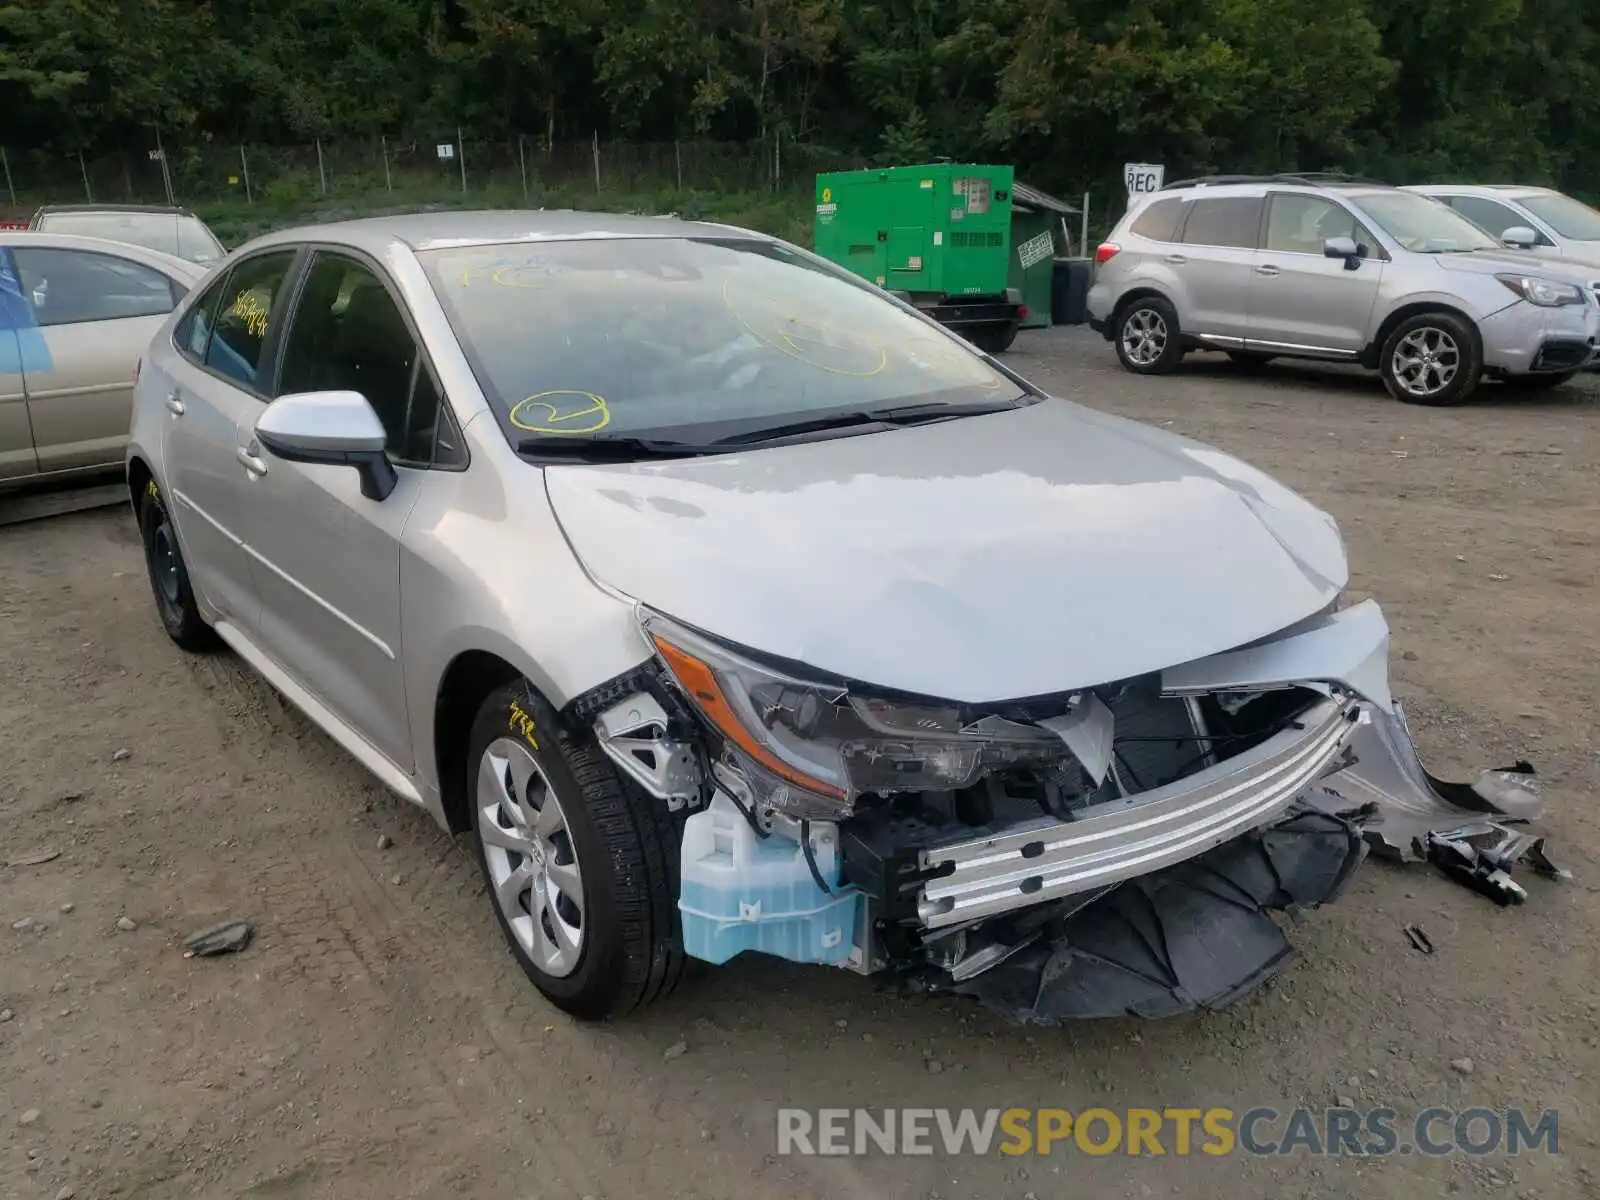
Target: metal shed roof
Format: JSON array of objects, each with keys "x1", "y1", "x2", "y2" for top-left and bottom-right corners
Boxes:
[{"x1": 1012, "y1": 181, "x2": 1079, "y2": 215}]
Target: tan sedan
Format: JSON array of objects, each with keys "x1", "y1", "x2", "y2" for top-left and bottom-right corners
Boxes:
[{"x1": 2, "y1": 231, "x2": 205, "y2": 488}]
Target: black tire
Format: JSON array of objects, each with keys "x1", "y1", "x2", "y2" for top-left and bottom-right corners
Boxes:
[
  {"x1": 138, "y1": 480, "x2": 215, "y2": 651},
  {"x1": 1379, "y1": 311, "x2": 1482, "y2": 406},
  {"x1": 1501, "y1": 371, "x2": 1576, "y2": 392},
  {"x1": 969, "y1": 325, "x2": 1018, "y2": 354},
  {"x1": 1113, "y1": 296, "x2": 1184, "y2": 374},
  {"x1": 467, "y1": 682, "x2": 684, "y2": 1020},
  {"x1": 1227, "y1": 350, "x2": 1277, "y2": 369}
]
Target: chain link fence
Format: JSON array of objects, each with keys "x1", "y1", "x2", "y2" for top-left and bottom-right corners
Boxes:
[{"x1": 0, "y1": 133, "x2": 868, "y2": 217}]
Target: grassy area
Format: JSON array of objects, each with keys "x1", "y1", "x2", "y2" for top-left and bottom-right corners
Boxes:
[{"x1": 192, "y1": 179, "x2": 816, "y2": 250}]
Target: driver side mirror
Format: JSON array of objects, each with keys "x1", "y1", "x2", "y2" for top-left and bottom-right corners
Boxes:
[
  {"x1": 1500, "y1": 225, "x2": 1540, "y2": 251},
  {"x1": 1323, "y1": 236, "x2": 1361, "y2": 270},
  {"x1": 254, "y1": 390, "x2": 397, "y2": 502}
]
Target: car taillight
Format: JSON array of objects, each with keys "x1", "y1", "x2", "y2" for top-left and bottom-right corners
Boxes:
[
  {"x1": 1096, "y1": 242, "x2": 1121, "y2": 265},
  {"x1": 1017, "y1": 305, "x2": 1030, "y2": 320}
]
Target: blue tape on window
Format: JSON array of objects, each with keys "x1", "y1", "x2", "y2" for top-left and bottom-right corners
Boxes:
[{"x1": 0, "y1": 246, "x2": 56, "y2": 374}]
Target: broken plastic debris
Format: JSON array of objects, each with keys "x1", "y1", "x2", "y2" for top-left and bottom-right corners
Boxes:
[
  {"x1": 1404, "y1": 924, "x2": 1434, "y2": 955},
  {"x1": 1036, "y1": 692, "x2": 1115, "y2": 786},
  {"x1": 182, "y1": 920, "x2": 254, "y2": 958},
  {"x1": 4, "y1": 847, "x2": 61, "y2": 868}
]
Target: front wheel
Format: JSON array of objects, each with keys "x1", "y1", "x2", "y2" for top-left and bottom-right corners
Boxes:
[
  {"x1": 1379, "y1": 312, "x2": 1482, "y2": 406},
  {"x1": 139, "y1": 480, "x2": 215, "y2": 651},
  {"x1": 468, "y1": 683, "x2": 684, "y2": 1019},
  {"x1": 969, "y1": 325, "x2": 1018, "y2": 354},
  {"x1": 1114, "y1": 297, "x2": 1184, "y2": 374}
]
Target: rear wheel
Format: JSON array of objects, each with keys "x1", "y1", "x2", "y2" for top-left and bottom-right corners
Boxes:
[
  {"x1": 138, "y1": 481, "x2": 215, "y2": 651},
  {"x1": 468, "y1": 683, "x2": 683, "y2": 1019},
  {"x1": 1380, "y1": 312, "x2": 1482, "y2": 406},
  {"x1": 1114, "y1": 297, "x2": 1183, "y2": 374},
  {"x1": 1501, "y1": 371, "x2": 1576, "y2": 392},
  {"x1": 969, "y1": 325, "x2": 1018, "y2": 354}
]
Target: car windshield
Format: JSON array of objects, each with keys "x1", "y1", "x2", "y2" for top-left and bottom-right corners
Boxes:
[
  {"x1": 1350, "y1": 192, "x2": 1499, "y2": 253},
  {"x1": 419, "y1": 236, "x2": 1023, "y2": 447},
  {"x1": 35, "y1": 211, "x2": 224, "y2": 263},
  {"x1": 1517, "y1": 192, "x2": 1600, "y2": 241}
]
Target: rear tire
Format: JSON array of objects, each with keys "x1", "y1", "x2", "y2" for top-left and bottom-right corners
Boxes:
[
  {"x1": 468, "y1": 683, "x2": 684, "y2": 1020},
  {"x1": 138, "y1": 481, "x2": 216, "y2": 652},
  {"x1": 969, "y1": 325, "x2": 1018, "y2": 354},
  {"x1": 1113, "y1": 297, "x2": 1183, "y2": 374},
  {"x1": 1501, "y1": 371, "x2": 1576, "y2": 392},
  {"x1": 1379, "y1": 312, "x2": 1482, "y2": 406},
  {"x1": 1227, "y1": 350, "x2": 1277, "y2": 369}
]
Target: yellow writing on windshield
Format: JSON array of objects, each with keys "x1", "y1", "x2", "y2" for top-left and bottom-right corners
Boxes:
[
  {"x1": 228, "y1": 291, "x2": 270, "y2": 339},
  {"x1": 509, "y1": 390, "x2": 612, "y2": 435}
]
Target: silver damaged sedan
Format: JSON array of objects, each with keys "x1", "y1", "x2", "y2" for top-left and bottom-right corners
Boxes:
[{"x1": 127, "y1": 212, "x2": 1544, "y2": 1020}]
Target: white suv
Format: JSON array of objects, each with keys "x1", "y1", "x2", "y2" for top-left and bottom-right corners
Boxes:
[
  {"x1": 1404, "y1": 185, "x2": 1600, "y2": 276},
  {"x1": 1087, "y1": 174, "x2": 1600, "y2": 403}
]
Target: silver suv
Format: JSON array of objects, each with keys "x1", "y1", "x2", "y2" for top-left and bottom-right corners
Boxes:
[
  {"x1": 1087, "y1": 174, "x2": 1600, "y2": 404},
  {"x1": 1403, "y1": 185, "x2": 1600, "y2": 275}
]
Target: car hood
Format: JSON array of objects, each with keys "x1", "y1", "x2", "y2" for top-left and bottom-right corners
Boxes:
[
  {"x1": 542, "y1": 399, "x2": 1348, "y2": 703},
  {"x1": 1433, "y1": 248, "x2": 1599, "y2": 285}
]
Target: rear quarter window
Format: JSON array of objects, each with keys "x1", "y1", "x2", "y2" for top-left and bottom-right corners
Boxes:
[{"x1": 1129, "y1": 198, "x2": 1185, "y2": 242}]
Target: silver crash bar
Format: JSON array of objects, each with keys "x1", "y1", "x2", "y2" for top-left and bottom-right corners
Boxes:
[{"x1": 917, "y1": 696, "x2": 1357, "y2": 929}]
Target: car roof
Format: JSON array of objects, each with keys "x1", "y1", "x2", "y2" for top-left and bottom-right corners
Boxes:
[
  {"x1": 0, "y1": 229, "x2": 207, "y2": 279},
  {"x1": 33, "y1": 203, "x2": 202, "y2": 217},
  {"x1": 237, "y1": 209, "x2": 768, "y2": 256},
  {"x1": 1156, "y1": 174, "x2": 1394, "y2": 197},
  {"x1": 1403, "y1": 184, "x2": 1557, "y2": 199}
]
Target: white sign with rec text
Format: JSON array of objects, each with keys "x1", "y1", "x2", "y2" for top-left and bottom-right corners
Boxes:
[{"x1": 1124, "y1": 162, "x2": 1165, "y2": 197}]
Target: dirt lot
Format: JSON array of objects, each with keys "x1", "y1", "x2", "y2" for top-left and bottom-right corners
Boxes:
[{"x1": 3, "y1": 329, "x2": 1598, "y2": 1199}]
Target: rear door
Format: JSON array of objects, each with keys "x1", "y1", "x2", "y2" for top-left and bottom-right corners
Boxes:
[
  {"x1": 1173, "y1": 195, "x2": 1264, "y2": 343},
  {"x1": 158, "y1": 248, "x2": 300, "y2": 629},
  {"x1": 1247, "y1": 192, "x2": 1384, "y2": 355},
  {"x1": 0, "y1": 247, "x2": 40, "y2": 480},
  {"x1": 6, "y1": 245, "x2": 181, "y2": 471}
]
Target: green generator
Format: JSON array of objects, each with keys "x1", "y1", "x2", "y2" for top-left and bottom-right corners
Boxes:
[{"x1": 814, "y1": 163, "x2": 1026, "y2": 352}]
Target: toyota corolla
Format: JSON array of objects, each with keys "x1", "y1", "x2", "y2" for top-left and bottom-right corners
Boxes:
[{"x1": 125, "y1": 212, "x2": 1542, "y2": 1021}]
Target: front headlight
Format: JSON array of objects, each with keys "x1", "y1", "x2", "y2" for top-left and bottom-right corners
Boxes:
[
  {"x1": 1496, "y1": 274, "x2": 1586, "y2": 307},
  {"x1": 642, "y1": 612, "x2": 1066, "y2": 819}
]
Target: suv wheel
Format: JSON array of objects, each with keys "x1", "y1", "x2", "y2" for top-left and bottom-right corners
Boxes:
[
  {"x1": 1380, "y1": 313, "x2": 1482, "y2": 406},
  {"x1": 468, "y1": 683, "x2": 684, "y2": 1019},
  {"x1": 1114, "y1": 297, "x2": 1183, "y2": 374}
]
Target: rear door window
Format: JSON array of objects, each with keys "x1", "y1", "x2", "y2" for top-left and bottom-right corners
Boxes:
[
  {"x1": 1180, "y1": 197, "x2": 1264, "y2": 249},
  {"x1": 203, "y1": 250, "x2": 296, "y2": 391},
  {"x1": 1129, "y1": 198, "x2": 1185, "y2": 242}
]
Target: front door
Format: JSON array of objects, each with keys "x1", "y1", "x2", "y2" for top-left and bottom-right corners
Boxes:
[
  {"x1": 159, "y1": 248, "x2": 299, "y2": 629},
  {"x1": 8, "y1": 245, "x2": 180, "y2": 471},
  {"x1": 1172, "y1": 195, "x2": 1264, "y2": 343},
  {"x1": 237, "y1": 250, "x2": 432, "y2": 770},
  {"x1": 1248, "y1": 193, "x2": 1384, "y2": 355}
]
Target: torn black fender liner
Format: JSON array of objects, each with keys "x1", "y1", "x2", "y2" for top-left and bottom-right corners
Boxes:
[{"x1": 951, "y1": 809, "x2": 1367, "y2": 1022}]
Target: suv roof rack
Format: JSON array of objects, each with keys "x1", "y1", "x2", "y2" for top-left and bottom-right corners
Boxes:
[{"x1": 1158, "y1": 172, "x2": 1389, "y2": 192}]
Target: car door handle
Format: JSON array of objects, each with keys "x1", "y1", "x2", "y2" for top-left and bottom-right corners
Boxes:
[
  {"x1": 1163, "y1": 254, "x2": 1187, "y2": 265},
  {"x1": 236, "y1": 446, "x2": 268, "y2": 477},
  {"x1": 165, "y1": 393, "x2": 185, "y2": 416},
  {"x1": 1255, "y1": 264, "x2": 1281, "y2": 277}
]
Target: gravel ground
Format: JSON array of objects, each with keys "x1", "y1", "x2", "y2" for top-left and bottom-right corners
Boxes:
[{"x1": 2, "y1": 328, "x2": 1598, "y2": 1199}]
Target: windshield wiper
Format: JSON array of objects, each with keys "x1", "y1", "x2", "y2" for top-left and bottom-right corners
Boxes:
[
  {"x1": 516, "y1": 434, "x2": 716, "y2": 461},
  {"x1": 707, "y1": 399, "x2": 1023, "y2": 448}
]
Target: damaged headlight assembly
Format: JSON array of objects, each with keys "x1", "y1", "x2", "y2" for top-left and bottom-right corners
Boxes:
[{"x1": 640, "y1": 611, "x2": 1069, "y2": 821}]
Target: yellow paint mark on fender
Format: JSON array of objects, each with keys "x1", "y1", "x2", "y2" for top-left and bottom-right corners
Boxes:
[
  {"x1": 508, "y1": 390, "x2": 611, "y2": 435},
  {"x1": 508, "y1": 698, "x2": 540, "y2": 749},
  {"x1": 145, "y1": 479, "x2": 160, "y2": 501}
]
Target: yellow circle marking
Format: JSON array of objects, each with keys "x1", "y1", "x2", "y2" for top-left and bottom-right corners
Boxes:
[
  {"x1": 509, "y1": 390, "x2": 611, "y2": 435},
  {"x1": 722, "y1": 279, "x2": 887, "y2": 378}
]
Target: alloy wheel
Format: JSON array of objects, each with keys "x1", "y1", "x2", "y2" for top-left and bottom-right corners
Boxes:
[
  {"x1": 1120, "y1": 308, "x2": 1168, "y2": 365},
  {"x1": 1391, "y1": 326, "x2": 1460, "y2": 398},
  {"x1": 477, "y1": 737, "x2": 586, "y2": 978}
]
